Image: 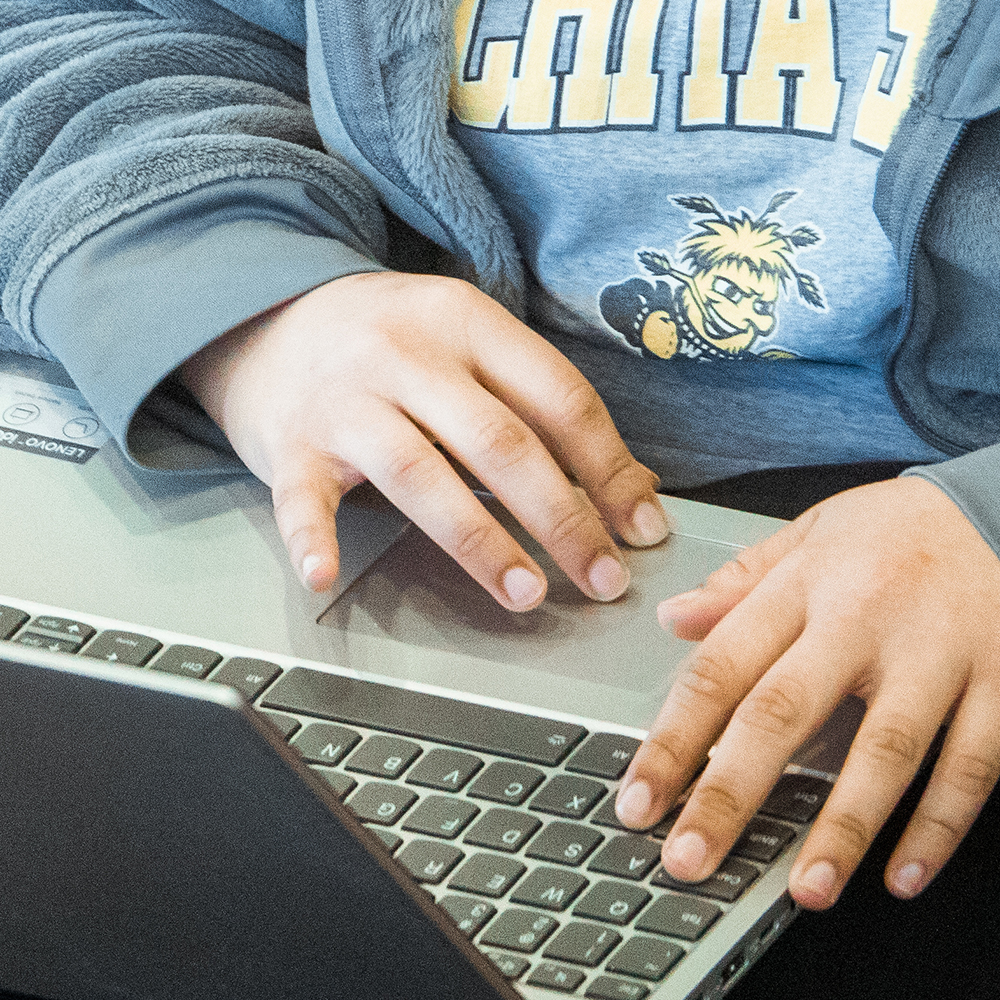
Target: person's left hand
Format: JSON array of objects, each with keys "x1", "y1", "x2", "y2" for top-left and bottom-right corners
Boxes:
[{"x1": 615, "y1": 476, "x2": 1000, "y2": 909}]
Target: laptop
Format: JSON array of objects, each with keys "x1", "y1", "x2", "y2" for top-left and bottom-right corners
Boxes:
[{"x1": 0, "y1": 350, "x2": 863, "y2": 999}]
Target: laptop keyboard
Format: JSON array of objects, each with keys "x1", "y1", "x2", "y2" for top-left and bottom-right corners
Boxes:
[{"x1": 0, "y1": 601, "x2": 832, "y2": 999}]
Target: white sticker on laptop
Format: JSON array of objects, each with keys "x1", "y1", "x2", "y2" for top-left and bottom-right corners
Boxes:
[{"x1": 0, "y1": 371, "x2": 109, "y2": 464}]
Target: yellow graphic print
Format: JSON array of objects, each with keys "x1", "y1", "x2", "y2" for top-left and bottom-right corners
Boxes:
[
  {"x1": 599, "y1": 191, "x2": 825, "y2": 360},
  {"x1": 452, "y1": 0, "x2": 937, "y2": 149}
]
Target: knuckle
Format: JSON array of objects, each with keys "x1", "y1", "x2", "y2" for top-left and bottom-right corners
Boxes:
[
  {"x1": 691, "y1": 781, "x2": 749, "y2": 827},
  {"x1": 860, "y1": 716, "x2": 924, "y2": 770},
  {"x1": 472, "y1": 416, "x2": 533, "y2": 472},
  {"x1": 735, "y1": 679, "x2": 807, "y2": 739},
  {"x1": 453, "y1": 520, "x2": 496, "y2": 561},
  {"x1": 383, "y1": 446, "x2": 443, "y2": 496},
  {"x1": 676, "y1": 650, "x2": 739, "y2": 707},
  {"x1": 705, "y1": 555, "x2": 757, "y2": 591},
  {"x1": 943, "y1": 750, "x2": 999, "y2": 802},
  {"x1": 912, "y1": 811, "x2": 965, "y2": 853},
  {"x1": 554, "y1": 378, "x2": 606, "y2": 432},
  {"x1": 545, "y1": 501, "x2": 595, "y2": 550},
  {"x1": 642, "y1": 730, "x2": 688, "y2": 774},
  {"x1": 822, "y1": 810, "x2": 872, "y2": 859}
]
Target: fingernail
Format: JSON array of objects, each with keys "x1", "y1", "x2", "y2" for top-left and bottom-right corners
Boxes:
[
  {"x1": 301, "y1": 554, "x2": 323, "y2": 589},
  {"x1": 890, "y1": 862, "x2": 926, "y2": 899},
  {"x1": 503, "y1": 566, "x2": 545, "y2": 609},
  {"x1": 663, "y1": 830, "x2": 708, "y2": 880},
  {"x1": 657, "y1": 590, "x2": 701, "y2": 626},
  {"x1": 589, "y1": 554, "x2": 630, "y2": 601},
  {"x1": 796, "y1": 860, "x2": 838, "y2": 905},
  {"x1": 630, "y1": 501, "x2": 670, "y2": 546},
  {"x1": 616, "y1": 780, "x2": 652, "y2": 828}
]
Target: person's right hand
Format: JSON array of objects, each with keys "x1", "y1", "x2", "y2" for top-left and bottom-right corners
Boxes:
[{"x1": 181, "y1": 271, "x2": 669, "y2": 610}]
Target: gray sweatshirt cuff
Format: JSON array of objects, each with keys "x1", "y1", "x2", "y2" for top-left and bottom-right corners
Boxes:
[
  {"x1": 33, "y1": 177, "x2": 386, "y2": 473},
  {"x1": 903, "y1": 443, "x2": 1000, "y2": 558}
]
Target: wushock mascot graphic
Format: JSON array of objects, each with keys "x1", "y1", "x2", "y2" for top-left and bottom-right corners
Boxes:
[{"x1": 600, "y1": 191, "x2": 826, "y2": 360}]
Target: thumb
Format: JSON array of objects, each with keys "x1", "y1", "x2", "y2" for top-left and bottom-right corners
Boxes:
[{"x1": 659, "y1": 507, "x2": 818, "y2": 641}]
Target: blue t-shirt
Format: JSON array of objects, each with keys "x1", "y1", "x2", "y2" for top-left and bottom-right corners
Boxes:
[{"x1": 449, "y1": 0, "x2": 950, "y2": 483}]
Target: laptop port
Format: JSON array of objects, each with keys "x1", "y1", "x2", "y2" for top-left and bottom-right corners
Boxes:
[{"x1": 721, "y1": 950, "x2": 747, "y2": 986}]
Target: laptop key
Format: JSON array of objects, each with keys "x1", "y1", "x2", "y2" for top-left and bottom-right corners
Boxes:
[
  {"x1": 573, "y1": 880, "x2": 651, "y2": 925},
  {"x1": 208, "y1": 657, "x2": 282, "y2": 700},
  {"x1": 448, "y1": 853, "x2": 527, "y2": 897},
  {"x1": 0, "y1": 605, "x2": 28, "y2": 640},
  {"x1": 484, "y1": 951, "x2": 531, "y2": 979},
  {"x1": 587, "y1": 834, "x2": 662, "y2": 880},
  {"x1": 509, "y1": 867, "x2": 590, "y2": 912},
  {"x1": 467, "y1": 761, "x2": 545, "y2": 805},
  {"x1": 402, "y1": 795, "x2": 480, "y2": 839},
  {"x1": 149, "y1": 644, "x2": 222, "y2": 680},
  {"x1": 14, "y1": 632, "x2": 82, "y2": 654},
  {"x1": 368, "y1": 828, "x2": 403, "y2": 854},
  {"x1": 542, "y1": 921, "x2": 621, "y2": 967},
  {"x1": 759, "y1": 773, "x2": 833, "y2": 823},
  {"x1": 604, "y1": 935, "x2": 685, "y2": 981},
  {"x1": 530, "y1": 775, "x2": 607, "y2": 819},
  {"x1": 405, "y1": 747, "x2": 484, "y2": 791},
  {"x1": 463, "y1": 808, "x2": 541, "y2": 852},
  {"x1": 345, "y1": 781, "x2": 417, "y2": 824},
  {"x1": 651, "y1": 857, "x2": 759, "y2": 902},
  {"x1": 25, "y1": 616, "x2": 95, "y2": 646},
  {"x1": 526, "y1": 961, "x2": 586, "y2": 992},
  {"x1": 526, "y1": 821, "x2": 604, "y2": 867},
  {"x1": 565, "y1": 733, "x2": 642, "y2": 780},
  {"x1": 438, "y1": 895, "x2": 497, "y2": 936},
  {"x1": 585, "y1": 975, "x2": 650, "y2": 999},
  {"x1": 292, "y1": 722, "x2": 362, "y2": 764},
  {"x1": 80, "y1": 630, "x2": 161, "y2": 666},
  {"x1": 634, "y1": 894, "x2": 721, "y2": 941},
  {"x1": 588, "y1": 794, "x2": 629, "y2": 831},
  {"x1": 478, "y1": 908, "x2": 559, "y2": 953},
  {"x1": 259, "y1": 711, "x2": 301, "y2": 740},
  {"x1": 260, "y1": 667, "x2": 587, "y2": 764},
  {"x1": 395, "y1": 839, "x2": 465, "y2": 884},
  {"x1": 308, "y1": 766, "x2": 357, "y2": 799},
  {"x1": 345, "y1": 734, "x2": 422, "y2": 778},
  {"x1": 732, "y1": 817, "x2": 796, "y2": 863}
]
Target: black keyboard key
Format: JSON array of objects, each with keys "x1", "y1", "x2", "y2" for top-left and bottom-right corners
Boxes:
[
  {"x1": 345, "y1": 735, "x2": 422, "y2": 778},
  {"x1": 14, "y1": 632, "x2": 81, "y2": 654},
  {"x1": 759, "y1": 773, "x2": 833, "y2": 822},
  {"x1": 209, "y1": 657, "x2": 282, "y2": 700},
  {"x1": 542, "y1": 922, "x2": 621, "y2": 967},
  {"x1": 406, "y1": 748, "x2": 483, "y2": 791},
  {"x1": 588, "y1": 794, "x2": 629, "y2": 831},
  {"x1": 527, "y1": 821, "x2": 604, "y2": 867},
  {"x1": 402, "y1": 795, "x2": 480, "y2": 839},
  {"x1": 526, "y1": 962, "x2": 586, "y2": 992},
  {"x1": 259, "y1": 711, "x2": 301, "y2": 740},
  {"x1": 149, "y1": 644, "x2": 222, "y2": 680},
  {"x1": 587, "y1": 835, "x2": 662, "y2": 880},
  {"x1": 368, "y1": 828, "x2": 403, "y2": 853},
  {"x1": 81, "y1": 630, "x2": 161, "y2": 666},
  {"x1": 261, "y1": 667, "x2": 587, "y2": 764},
  {"x1": 605, "y1": 935, "x2": 684, "y2": 981},
  {"x1": 479, "y1": 909, "x2": 559, "y2": 953},
  {"x1": 396, "y1": 839, "x2": 465, "y2": 884},
  {"x1": 585, "y1": 975, "x2": 650, "y2": 999},
  {"x1": 292, "y1": 723, "x2": 362, "y2": 765},
  {"x1": 448, "y1": 853, "x2": 526, "y2": 898},
  {"x1": 438, "y1": 895, "x2": 497, "y2": 936},
  {"x1": 634, "y1": 894, "x2": 721, "y2": 941},
  {"x1": 309, "y1": 767, "x2": 357, "y2": 800},
  {"x1": 509, "y1": 867, "x2": 590, "y2": 912},
  {"x1": 484, "y1": 951, "x2": 530, "y2": 979},
  {"x1": 345, "y1": 781, "x2": 417, "y2": 825},
  {"x1": 565, "y1": 733, "x2": 642, "y2": 780},
  {"x1": 530, "y1": 775, "x2": 607, "y2": 819},
  {"x1": 0, "y1": 605, "x2": 28, "y2": 640},
  {"x1": 26, "y1": 616, "x2": 95, "y2": 647},
  {"x1": 463, "y1": 808, "x2": 541, "y2": 852},
  {"x1": 732, "y1": 817, "x2": 797, "y2": 863},
  {"x1": 652, "y1": 857, "x2": 759, "y2": 902},
  {"x1": 573, "y1": 881, "x2": 651, "y2": 925},
  {"x1": 468, "y1": 762, "x2": 546, "y2": 805}
]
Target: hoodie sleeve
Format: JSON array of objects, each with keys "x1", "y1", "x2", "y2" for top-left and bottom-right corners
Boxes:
[{"x1": 1, "y1": 0, "x2": 388, "y2": 472}]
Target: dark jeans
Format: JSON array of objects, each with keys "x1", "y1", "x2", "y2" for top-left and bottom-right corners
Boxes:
[{"x1": 678, "y1": 462, "x2": 999, "y2": 1000}]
